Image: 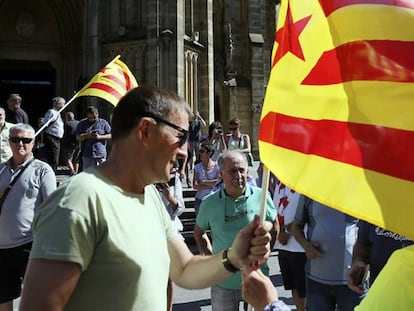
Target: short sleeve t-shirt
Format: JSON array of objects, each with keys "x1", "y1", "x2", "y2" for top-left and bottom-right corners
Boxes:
[
  {"x1": 30, "y1": 168, "x2": 177, "y2": 311},
  {"x1": 357, "y1": 220, "x2": 413, "y2": 283},
  {"x1": 74, "y1": 118, "x2": 111, "y2": 158},
  {"x1": 294, "y1": 196, "x2": 358, "y2": 285},
  {"x1": 355, "y1": 245, "x2": 414, "y2": 311}
]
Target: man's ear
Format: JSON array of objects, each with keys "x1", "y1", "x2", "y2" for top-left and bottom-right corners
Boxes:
[{"x1": 136, "y1": 117, "x2": 153, "y2": 146}]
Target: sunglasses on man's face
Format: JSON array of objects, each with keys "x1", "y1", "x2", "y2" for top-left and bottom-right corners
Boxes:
[
  {"x1": 147, "y1": 114, "x2": 189, "y2": 147},
  {"x1": 9, "y1": 137, "x2": 33, "y2": 144}
]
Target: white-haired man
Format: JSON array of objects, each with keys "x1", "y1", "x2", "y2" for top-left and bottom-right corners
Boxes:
[
  {"x1": 42, "y1": 96, "x2": 65, "y2": 172},
  {"x1": 0, "y1": 123, "x2": 56, "y2": 311}
]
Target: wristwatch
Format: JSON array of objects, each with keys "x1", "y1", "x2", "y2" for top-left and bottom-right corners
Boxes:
[{"x1": 222, "y1": 248, "x2": 240, "y2": 273}]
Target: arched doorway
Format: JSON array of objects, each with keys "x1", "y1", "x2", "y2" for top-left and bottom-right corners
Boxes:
[
  {"x1": 0, "y1": 60, "x2": 55, "y2": 128},
  {"x1": 0, "y1": 0, "x2": 82, "y2": 126}
]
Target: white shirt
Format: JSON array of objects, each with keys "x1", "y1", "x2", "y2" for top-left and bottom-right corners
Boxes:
[{"x1": 273, "y1": 182, "x2": 305, "y2": 252}]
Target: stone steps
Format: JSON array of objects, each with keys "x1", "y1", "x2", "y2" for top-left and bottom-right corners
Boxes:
[{"x1": 181, "y1": 188, "x2": 197, "y2": 243}]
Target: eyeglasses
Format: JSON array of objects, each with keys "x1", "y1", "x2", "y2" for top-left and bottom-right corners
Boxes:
[
  {"x1": 147, "y1": 114, "x2": 189, "y2": 147},
  {"x1": 9, "y1": 137, "x2": 33, "y2": 144},
  {"x1": 225, "y1": 196, "x2": 248, "y2": 222},
  {"x1": 229, "y1": 127, "x2": 239, "y2": 131}
]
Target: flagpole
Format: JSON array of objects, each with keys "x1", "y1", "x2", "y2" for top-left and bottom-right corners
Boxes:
[
  {"x1": 35, "y1": 54, "x2": 119, "y2": 137},
  {"x1": 258, "y1": 166, "x2": 270, "y2": 223},
  {"x1": 34, "y1": 93, "x2": 79, "y2": 138},
  {"x1": 246, "y1": 165, "x2": 271, "y2": 311},
  {"x1": 34, "y1": 54, "x2": 137, "y2": 138}
]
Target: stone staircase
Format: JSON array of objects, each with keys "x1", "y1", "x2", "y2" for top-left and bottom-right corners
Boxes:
[
  {"x1": 56, "y1": 166, "x2": 72, "y2": 185},
  {"x1": 180, "y1": 187, "x2": 197, "y2": 244}
]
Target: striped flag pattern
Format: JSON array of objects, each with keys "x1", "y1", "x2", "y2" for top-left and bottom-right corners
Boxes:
[
  {"x1": 75, "y1": 55, "x2": 138, "y2": 106},
  {"x1": 259, "y1": 0, "x2": 414, "y2": 239}
]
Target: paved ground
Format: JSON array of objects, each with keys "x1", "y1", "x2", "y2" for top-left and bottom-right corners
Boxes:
[{"x1": 172, "y1": 250, "x2": 296, "y2": 310}]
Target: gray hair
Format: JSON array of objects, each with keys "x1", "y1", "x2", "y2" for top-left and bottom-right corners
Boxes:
[
  {"x1": 52, "y1": 96, "x2": 66, "y2": 108},
  {"x1": 9, "y1": 123, "x2": 35, "y2": 138},
  {"x1": 8, "y1": 94, "x2": 22, "y2": 102},
  {"x1": 65, "y1": 111, "x2": 75, "y2": 120},
  {"x1": 217, "y1": 149, "x2": 247, "y2": 172}
]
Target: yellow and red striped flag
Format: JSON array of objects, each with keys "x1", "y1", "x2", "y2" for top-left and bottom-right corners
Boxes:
[
  {"x1": 259, "y1": 0, "x2": 414, "y2": 239},
  {"x1": 75, "y1": 55, "x2": 138, "y2": 106}
]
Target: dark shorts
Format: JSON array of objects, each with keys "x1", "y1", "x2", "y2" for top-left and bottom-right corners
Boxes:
[
  {"x1": 0, "y1": 242, "x2": 32, "y2": 303},
  {"x1": 278, "y1": 250, "x2": 307, "y2": 297},
  {"x1": 61, "y1": 144, "x2": 80, "y2": 164}
]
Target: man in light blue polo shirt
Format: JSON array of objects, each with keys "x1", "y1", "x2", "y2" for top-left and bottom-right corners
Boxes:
[{"x1": 194, "y1": 149, "x2": 277, "y2": 311}]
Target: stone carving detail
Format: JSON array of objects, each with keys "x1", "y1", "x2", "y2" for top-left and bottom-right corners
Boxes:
[{"x1": 16, "y1": 12, "x2": 35, "y2": 37}]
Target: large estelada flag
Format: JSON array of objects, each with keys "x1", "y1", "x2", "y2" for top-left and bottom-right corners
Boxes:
[
  {"x1": 74, "y1": 55, "x2": 138, "y2": 106},
  {"x1": 259, "y1": 0, "x2": 414, "y2": 239}
]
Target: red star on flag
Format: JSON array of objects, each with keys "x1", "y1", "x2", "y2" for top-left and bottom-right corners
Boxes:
[{"x1": 272, "y1": 2, "x2": 311, "y2": 67}]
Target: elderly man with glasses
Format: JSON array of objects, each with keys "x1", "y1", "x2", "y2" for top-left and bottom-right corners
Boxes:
[
  {"x1": 194, "y1": 149, "x2": 277, "y2": 311},
  {"x1": 0, "y1": 123, "x2": 56, "y2": 311}
]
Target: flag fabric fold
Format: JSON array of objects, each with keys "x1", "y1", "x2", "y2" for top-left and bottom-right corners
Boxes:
[
  {"x1": 259, "y1": 0, "x2": 414, "y2": 239},
  {"x1": 75, "y1": 55, "x2": 138, "y2": 106}
]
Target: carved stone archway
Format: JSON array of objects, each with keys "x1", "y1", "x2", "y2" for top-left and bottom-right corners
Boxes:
[{"x1": 0, "y1": 0, "x2": 83, "y2": 125}]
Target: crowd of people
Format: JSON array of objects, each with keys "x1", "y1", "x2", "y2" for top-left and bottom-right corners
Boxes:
[
  {"x1": 0, "y1": 88, "x2": 411, "y2": 311},
  {"x1": 0, "y1": 93, "x2": 113, "y2": 310}
]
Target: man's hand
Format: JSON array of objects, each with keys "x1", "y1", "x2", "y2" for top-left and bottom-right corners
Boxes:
[
  {"x1": 156, "y1": 182, "x2": 170, "y2": 195},
  {"x1": 304, "y1": 241, "x2": 323, "y2": 259},
  {"x1": 229, "y1": 215, "x2": 273, "y2": 268},
  {"x1": 277, "y1": 230, "x2": 290, "y2": 245},
  {"x1": 242, "y1": 265, "x2": 278, "y2": 310},
  {"x1": 90, "y1": 132, "x2": 99, "y2": 140},
  {"x1": 347, "y1": 261, "x2": 369, "y2": 294}
]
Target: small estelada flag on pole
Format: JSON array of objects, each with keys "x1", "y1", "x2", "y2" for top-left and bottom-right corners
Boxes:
[
  {"x1": 35, "y1": 56, "x2": 137, "y2": 137},
  {"x1": 259, "y1": 0, "x2": 414, "y2": 239},
  {"x1": 74, "y1": 55, "x2": 138, "y2": 106}
]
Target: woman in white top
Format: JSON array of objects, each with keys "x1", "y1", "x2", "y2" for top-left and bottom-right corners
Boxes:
[
  {"x1": 225, "y1": 117, "x2": 254, "y2": 167},
  {"x1": 225, "y1": 117, "x2": 251, "y2": 155},
  {"x1": 192, "y1": 142, "x2": 219, "y2": 215}
]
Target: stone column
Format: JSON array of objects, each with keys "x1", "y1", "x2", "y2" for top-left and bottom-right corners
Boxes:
[{"x1": 83, "y1": 0, "x2": 100, "y2": 78}]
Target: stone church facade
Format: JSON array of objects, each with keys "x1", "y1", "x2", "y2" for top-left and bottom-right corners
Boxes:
[{"x1": 0, "y1": 0, "x2": 277, "y2": 156}]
